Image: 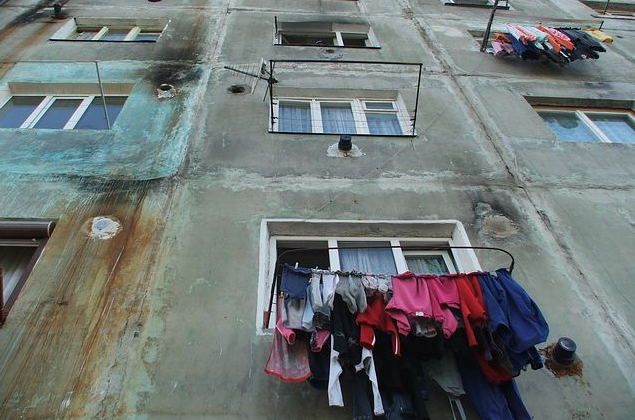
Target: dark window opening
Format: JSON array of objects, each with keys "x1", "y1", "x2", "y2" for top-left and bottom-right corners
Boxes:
[
  {"x1": 341, "y1": 34, "x2": 368, "y2": 47},
  {"x1": 0, "y1": 220, "x2": 55, "y2": 325},
  {"x1": 281, "y1": 34, "x2": 335, "y2": 46},
  {"x1": 274, "y1": 241, "x2": 330, "y2": 291}
]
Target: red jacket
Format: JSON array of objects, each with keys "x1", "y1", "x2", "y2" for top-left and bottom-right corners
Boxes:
[{"x1": 356, "y1": 296, "x2": 401, "y2": 357}]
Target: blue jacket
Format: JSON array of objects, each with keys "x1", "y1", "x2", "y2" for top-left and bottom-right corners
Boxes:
[{"x1": 478, "y1": 269, "x2": 549, "y2": 373}]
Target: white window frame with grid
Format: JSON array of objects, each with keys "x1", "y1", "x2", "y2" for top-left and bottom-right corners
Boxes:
[
  {"x1": 50, "y1": 18, "x2": 167, "y2": 42},
  {"x1": 536, "y1": 107, "x2": 635, "y2": 143},
  {"x1": 272, "y1": 97, "x2": 412, "y2": 135},
  {"x1": 256, "y1": 219, "x2": 481, "y2": 333},
  {"x1": 0, "y1": 94, "x2": 125, "y2": 130},
  {"x1": 274, "y1": 25, "x2": 379, "y2": 48}
]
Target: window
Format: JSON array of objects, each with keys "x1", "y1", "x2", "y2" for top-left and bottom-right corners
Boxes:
[
  {"x1": 256, "y1": 219, "x2": 481, "y2": 332},
  {"x1": 0, "y1": 220, "x2": 54, "y2": 325},
  {"x1": 583, "y1": 0, "x2": 635, "y2": 17},
  {"x1": 444, "y1": 0, "x2": 510, "y2": 8},
  {"x1": 274, "y1": 21, "x2": 379, "y2": 48},
  {"x1": 50, "y1": 18, "x2": 168, "y2": 42},
  {"x1": 536, "y1": 107, "x2": 635, "y2": 143},
  {"x1": 0, "y1": 95, "x2": 127, "y2": 130},
  {"x1": 274, "y1": 98, "x2": 411, "y2": 136}
]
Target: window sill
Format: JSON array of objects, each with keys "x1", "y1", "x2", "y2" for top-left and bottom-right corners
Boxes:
[{"x1": 274, "y1": 44, "x2": 381, "y2": 49}]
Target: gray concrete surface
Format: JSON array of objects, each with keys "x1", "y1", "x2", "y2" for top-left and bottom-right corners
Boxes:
[{"x1": 0, "y1": 0, "x2": 634, "y2": 418}]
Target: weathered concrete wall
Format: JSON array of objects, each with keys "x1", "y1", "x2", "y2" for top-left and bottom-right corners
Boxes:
[{"x1": 0, "y1": 0, "x2": 634, "y2": 418}]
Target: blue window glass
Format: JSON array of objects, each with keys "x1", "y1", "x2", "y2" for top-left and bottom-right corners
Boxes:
[
  {"x1": 366, "y1": 113, "x2": 402, "y2": 135},
  {"x1": 279, "y1": 102, "x2": 312, "y2": 133},
  {"x1": 75, "y1": 96, "x2": 126, "y2": 130},
  {"x1": 538, "y1": 112, "x2": 599, "y2": 143},
  {"x1": 588, "y1": 114, "x2": 635, "y2": 144},
  {"x1": 33, "y1": 99, "x2": 83, "y2": 129},
  {"x1": 321, "y1": 102, "x2": 356, "y2": 134},
  {"x1": 0, "y1": 96, "x2": 45, "y2": 128}
]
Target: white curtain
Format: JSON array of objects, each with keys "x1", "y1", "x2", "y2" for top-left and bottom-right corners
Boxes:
[
  {"x1": 279, "y1": 103, "x2": 312, "y2": 133},
  {"x1": 405, "y1": 255, "x2": 449, "y2": 275},
  {"x1": 338, "y1": 241, "x2": 397, "y2": 274},
  {"x1": 321, "y1": 103, "x2": 356, "y2": 134},
  {"x1": 366, "y1": 113, "x2": 402, "y2": 135}
]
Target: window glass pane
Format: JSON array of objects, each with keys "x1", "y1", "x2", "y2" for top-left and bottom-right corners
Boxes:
[
  {"x1": 72, "y1": 29, "x2": 100, "y2": 40},
  {"x1": 321, "y1": 102, "x2": 357, "y2": 134},
  {"x1": 366, "y1": 113, "x2": 402, "y2": 135},
  {"x1": 338, "y1": 241, "x2": 397, "y2": 275},
  {"x1": 0, "y1": 96, "x2": 44, "y2": 128},
  {"x1": 405, "y1": 255, "x2": 449, "y2": 275},
  {"x1": 538, "y1": 112, "x2": 599, "y2": 142},
  {"x1": 365, "y1": 102, "x2": 395, "y2": 110},
  {"x1": 588, "y1": 114, "x2": 635, "y2": 143},
  {"x1": 279, "y1": 102, "x2": 312, "y2": 133},
  {"x1": 135, "y1": 32, "x2": 161, "y2": 42},
  {"x1": 100, "y1": 28, "x2": 130, "y2": 41},
  {"x1": 341, "y1": 34, "x2": 368, "y2": 47},
  {"x1": 33, "y1": 98, "x2": 82, "y2": 129},
  {"x1": 281, "y1": 34, "x2": 335, "y2": 46},
  {"x1": 75, "y1": 96, "x2": 127, "y2": 130}
]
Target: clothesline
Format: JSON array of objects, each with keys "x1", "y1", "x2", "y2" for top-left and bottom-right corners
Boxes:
[
  {"x1": 265, "y1": 244, "x2": 516, "y2": 330},
  {"x1": 264, "y1": 259, "x2": 550, "y2": 419}
]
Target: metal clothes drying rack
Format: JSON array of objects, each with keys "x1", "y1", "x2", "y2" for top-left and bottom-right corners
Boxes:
[{"x1": 264, "y1": 244, "x2": 515, "y2": 328}]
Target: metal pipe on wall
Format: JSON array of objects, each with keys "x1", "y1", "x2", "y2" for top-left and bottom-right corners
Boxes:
[{"x1": 0, "y1": 220, "x2": 56, "y2": 239}]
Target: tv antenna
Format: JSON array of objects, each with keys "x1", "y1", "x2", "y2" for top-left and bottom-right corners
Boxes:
[{"x1": 224, "y1": 59, "x2": 278, "y2": 101}]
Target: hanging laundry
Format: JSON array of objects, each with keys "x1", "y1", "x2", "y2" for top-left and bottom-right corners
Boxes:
[
  {"x1": 264, "y1": 296, "x2": 312, "y2": 382},
  {"x1": 266, "y1": 263, "x2": 548, "y2": 420},
  {"x1": 487, "y1": 24, "x2": 609, "y2": 66},
  {"x1": 329, "y1": 294, "x2": 384, "y2": 417},
  {"x1": 458, "y1": 352, "x2": 532, "y2": 420},
  {"x1": 335, "y1": 272, "x2": 367, "y2": 314},
  {"x1": 357, "y1": 295, "x2": 402, "y2": 357},
  {"x1": 456, "y1": 273, "x2": 513, "y2": 384},
  {"x1": 478, "y1": 270, "x2": 549, "y2": 374},
  {"x1": 583, "y1": 28, "x2": 613, "y2": 44}
]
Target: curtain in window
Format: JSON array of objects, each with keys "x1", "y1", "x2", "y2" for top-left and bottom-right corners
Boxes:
[
  {"x1": 366, "y1": 113, "x2": 402, "y2": 135},
  {"x1": 321, "y1": 103, "x2": 357, "y2": 134},
  {"x1": 338, "y1": 241, "x2": 397, "y2": 274},
  {"x1": 279, "y1": 103, "x2": 312, "y2": 133},
  {"x1": 538, "y1": 112, "x2": 599, "y2": 142},
  {"x1": 405, "y1": 255, "x2": 449, "y2": 275},
  {"x1": 588, "y1": 115, "x2": 635, "y2": 143}
]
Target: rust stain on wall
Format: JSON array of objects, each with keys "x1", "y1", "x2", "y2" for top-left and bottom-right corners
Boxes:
[{"x1": 0, "y1": 179, "x2": 174, "y2": 419}]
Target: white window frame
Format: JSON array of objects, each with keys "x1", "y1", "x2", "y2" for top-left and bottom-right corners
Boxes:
[
  {"x1": 256, "y1": 219, "x2": 481, "y2": 334},
  {"x1": 273, "y1": 97, "x2": 412, "y2": 136},
  {"x1": 536, "y1": 107, "x2": 635, "y2": 143},
  {"x1": 274, "y1": 26, "x2": 379, "y2": 48},
  {"x1": 402, "y1": 249, "x2": 458, "y2": 274},
  {"x1": 0, "y1": 94, "x2": 126, "y2": 130},
  {"x1": 51, "y1": 18, "x2": 166, "y2": 42}
]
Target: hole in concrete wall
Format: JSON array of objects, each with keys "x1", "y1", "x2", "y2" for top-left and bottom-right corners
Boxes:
[
  {"x1": 319, "y1": 48, "x2": 343, "y2": 60},
  {"x1": 148, "y1": 0, "x2": 162, "y2": 2},
  {"x1": 85, "y1": 216, "x2": 122, "y2": 240},
  {"x1": 228, "y1": 84, "x2": 248, "y2": 94},
  {"x1": 157, "y1": 83, "x2": 176, "y2": 100}
]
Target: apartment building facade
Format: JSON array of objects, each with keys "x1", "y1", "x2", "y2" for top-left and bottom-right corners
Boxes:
[{"x1": 0, "y1": 0, "x2": 634, "y2": 418}]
